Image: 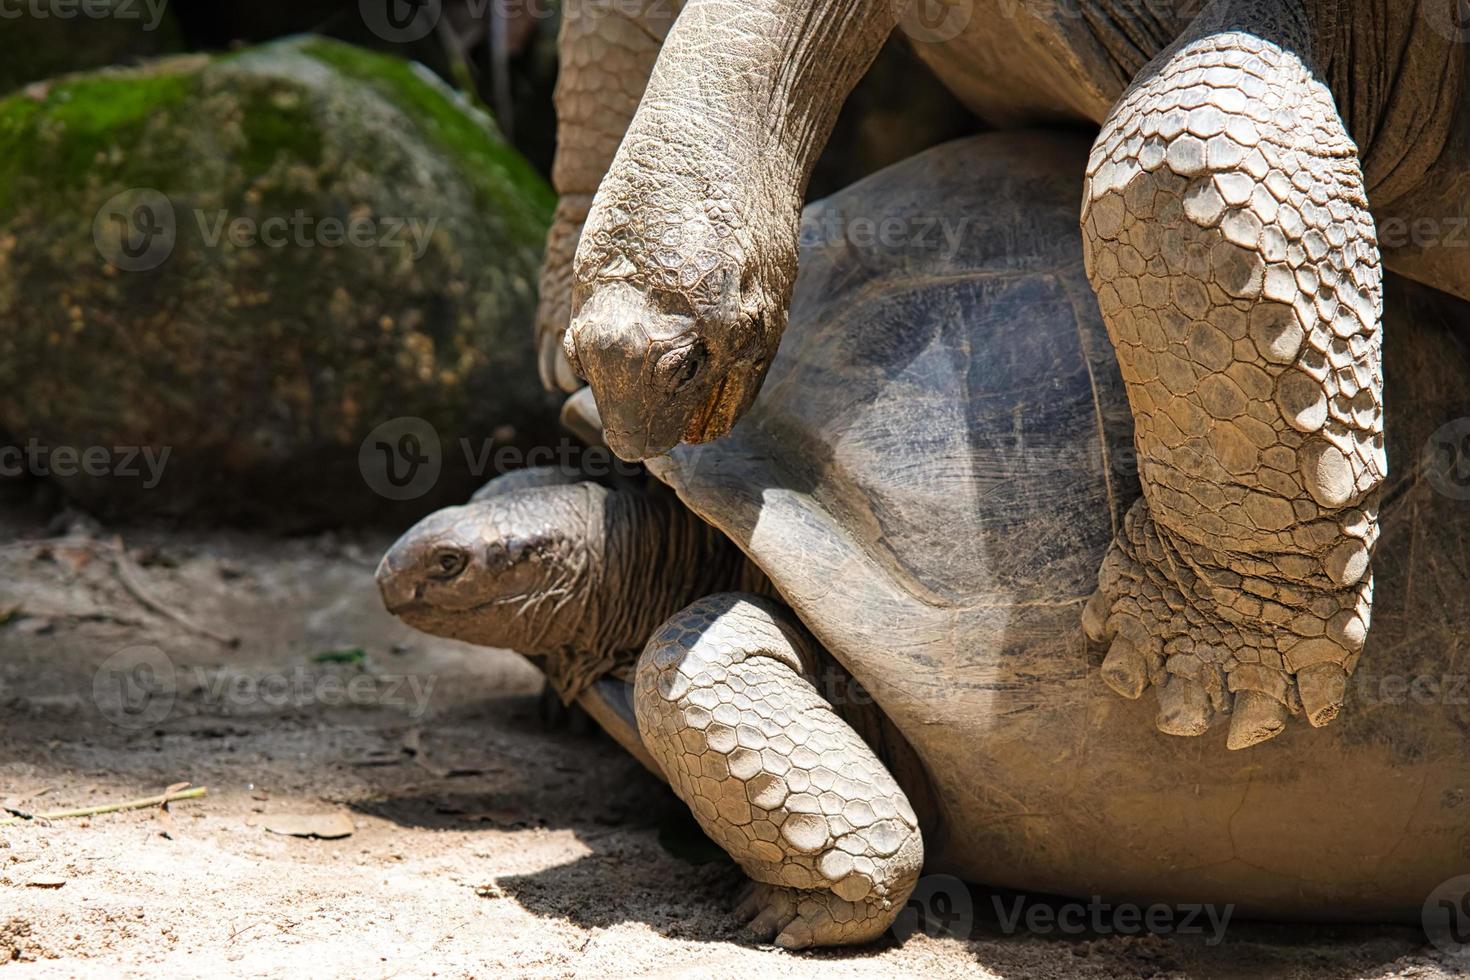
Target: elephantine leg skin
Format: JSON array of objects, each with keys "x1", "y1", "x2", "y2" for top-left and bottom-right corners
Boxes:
[
  {"x1": 1080, "y1": 0, "x2": 1383, "y2": 748},
  {"x1": 564, "y1": 0, "x2": 898, "y2": 460},
  {"x1": 536, "y1": 0, "x2": 683, "y2": 392},
  {"x1": 634, "y1": 594, "x2": 922, "y2": 948}
]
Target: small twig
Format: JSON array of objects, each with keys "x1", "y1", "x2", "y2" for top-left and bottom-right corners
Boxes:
[
  {"x1": 110, "y1": 536, "x2": 239, "y2": 648},
  {"x1": 9, "y1": 606, "x2": 148, "y2": 628},
  {"x1": 1, "y1": 787, "x2": 54, "y2": 820},
  {"x1": 0, "y1": 786, "x2": 206, "y2": 826},
  {"x1": 227, "y1": 920, "x2": 265, "y2": 945}
]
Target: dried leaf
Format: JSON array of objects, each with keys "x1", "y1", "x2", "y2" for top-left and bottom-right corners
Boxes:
[{"x1": 262, "y1": 813, "x2": 354, "y2": 840}]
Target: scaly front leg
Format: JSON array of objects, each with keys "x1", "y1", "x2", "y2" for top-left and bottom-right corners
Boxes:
[
  {"x1": 635, "y1": 594, "x2": 922, "y2": 948},
  {"x1": 1081, "y1": 1, "x2": 1383, "y2": 748}
]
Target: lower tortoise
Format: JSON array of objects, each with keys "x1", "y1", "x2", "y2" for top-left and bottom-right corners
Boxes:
[{"x1": 379, "y1": 134, "x2": 1470, "y2": 948}]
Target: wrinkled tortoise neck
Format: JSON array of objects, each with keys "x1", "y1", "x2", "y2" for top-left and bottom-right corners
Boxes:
[
  {"x1": 522, "y1": 486, "x2": 769, "y2": 665},
  {"x1": 635, "y1": 0, "x2": 899, "y2": 197}
]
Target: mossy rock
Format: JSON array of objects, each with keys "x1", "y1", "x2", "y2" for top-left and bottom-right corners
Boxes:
[
  {"x1": 0, "y1": 36, "x2": 559, "y2": 527},
  {"x1": 0, "y1": 0, "x2": 185, "y2": 95}
]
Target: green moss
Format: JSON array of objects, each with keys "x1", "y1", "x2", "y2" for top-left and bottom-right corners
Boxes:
[
  {"x1": 237, "y1": 85, "x2": 325, "y2": 173},
  {"x1": 295, "y1": 38, "x2": 554, "y2": 246},
  {"x1": 0, "y1": 64, "x2": 196, "y2": 215}
]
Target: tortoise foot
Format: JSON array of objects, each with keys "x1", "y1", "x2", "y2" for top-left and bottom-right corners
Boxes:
[
  {"x1": 1083, "y1": 500, "x2": 1368, "y2": 749},
  {"x1": 734, "y1": 880, "x2": 897, "y2": 949}
]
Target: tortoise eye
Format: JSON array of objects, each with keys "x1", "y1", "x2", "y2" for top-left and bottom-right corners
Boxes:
[{"x1": 429, "y1": 547, "x2": 468, "y2": 579}]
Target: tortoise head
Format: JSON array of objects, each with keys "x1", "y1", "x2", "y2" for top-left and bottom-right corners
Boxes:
[
  {"x1": 376, "y1": 486, "x2": 596, "y2": 655},
  {"x1": 563, "y1": 275, "x2": 781, "y2": 462}
]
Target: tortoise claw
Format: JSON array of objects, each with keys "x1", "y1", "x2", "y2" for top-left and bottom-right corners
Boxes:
[
  {"x1": 1082, "y1": 589, "x2": 1111, "y2": 642},
  {"x1": 1227, "y1": 690, "x2": 1288, "y2": 750},
  {"x1": 1101, "y1": 637, "x2": 1149, "y2": 700},
  {"x1": 733, "y1": 880, "x2": 763, "y2": 921},
  {"x1": 1297, "y1": 663, "x2": 1348, "y2": 727},
  {"x1": 1156, "y1": 675, "x2": 1212, "y2": 737}
]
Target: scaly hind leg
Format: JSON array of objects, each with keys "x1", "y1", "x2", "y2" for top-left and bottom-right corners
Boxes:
[
  {"x1": 634, "y1": 594, "x2": 922, "y2": 948},
  {"x1": 1081, "y1": 0, "x2": 1382, "y2": 748}
]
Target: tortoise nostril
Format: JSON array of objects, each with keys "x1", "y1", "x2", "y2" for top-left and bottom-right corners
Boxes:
[
  {"x1": 562, "y1": 330, "x2": 585, "y2": 379},
  {"x1": 378, "y1": 571, "x2": 420, "y2": 612}
]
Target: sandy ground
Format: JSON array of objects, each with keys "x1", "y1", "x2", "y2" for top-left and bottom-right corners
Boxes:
[{"x1": 1, "y1": 489, "x2": 1465, "y2": 979}]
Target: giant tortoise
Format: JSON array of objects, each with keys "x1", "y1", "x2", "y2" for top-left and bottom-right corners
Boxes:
[
  {"x1": 538, "y1": 0, "x2": 1470, "y2": 745},
  {"x1": 381, "y1": 134, "x2": 1470, "y2": 948}
]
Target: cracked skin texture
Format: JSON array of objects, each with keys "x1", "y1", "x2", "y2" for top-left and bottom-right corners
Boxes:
[
  {"x1": 1079, "y1": 10, "x2": 1384, "y2": 747},
  {"x1": 541, "y1": 0, "x2": 1469, "y2": 748},
  {"x1": 387, "y1": 133, "x2": 1470, "y2": 946}
]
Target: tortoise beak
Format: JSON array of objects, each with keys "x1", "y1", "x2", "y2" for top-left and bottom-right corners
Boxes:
[{"x1": 376, "y1": 552, "x2": 421, "y2": 614}]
